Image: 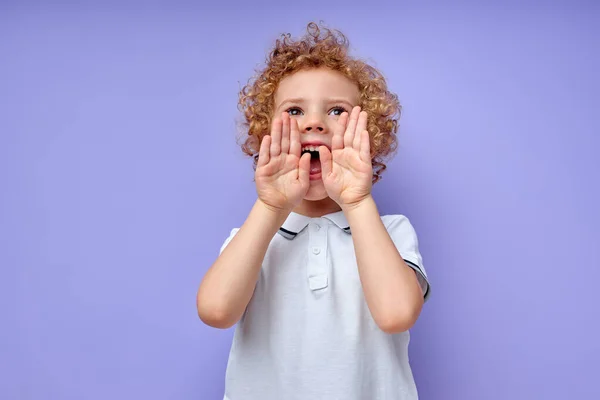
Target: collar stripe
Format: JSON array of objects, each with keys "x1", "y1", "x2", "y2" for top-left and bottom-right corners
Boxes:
[{"x1": 278, "y1": 227, "x2": 297, "y2": 240}]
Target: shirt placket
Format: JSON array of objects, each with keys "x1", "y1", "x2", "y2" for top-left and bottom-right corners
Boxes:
[{"x1": 307, "y1": 220, "x2": 328, "y2": 291}]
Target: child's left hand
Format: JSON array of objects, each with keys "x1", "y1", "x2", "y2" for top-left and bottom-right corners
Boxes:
[{"x1": 319, "y1": 106, "x2": 373, "y2": 209}]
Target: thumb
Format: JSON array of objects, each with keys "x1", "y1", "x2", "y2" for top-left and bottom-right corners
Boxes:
[
  {"x1": 319, "y1": 146, "x2": 332, "y2": 178},
  {"x1": 298, "y1": 152, "x2": 311, "y2": 186}
]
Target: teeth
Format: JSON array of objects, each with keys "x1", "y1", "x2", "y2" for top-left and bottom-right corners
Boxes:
[{"x1": 301, "y1": 145, "x2": 321, "y2": 152}]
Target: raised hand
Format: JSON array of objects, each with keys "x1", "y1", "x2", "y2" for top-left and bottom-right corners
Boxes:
[
  {"x1": 255, "y1": 112, "x2": 312, "y2": 212},
  {"x1": 319, "y1": 106, "x2": 373, "y2": 208}
]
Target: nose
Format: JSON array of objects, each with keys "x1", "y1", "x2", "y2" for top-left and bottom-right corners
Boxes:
[{"x1": 302, "y1": 112, "x2": 326, "y2": 133}]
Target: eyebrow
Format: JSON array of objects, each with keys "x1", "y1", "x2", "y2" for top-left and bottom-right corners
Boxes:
[{"x1": 276, "y1": 98, "x2": 355, "y2": 110}]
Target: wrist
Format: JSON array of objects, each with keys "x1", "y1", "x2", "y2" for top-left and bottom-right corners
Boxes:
[
  {"x1": 342, "y1": 194, "x2": 378, "y2": 227},
  {"x1": 255, "y1": 198, "x2": 291, "y2": 225},
  {"x1": 341, "y1": 194, "x2": 375, "y2": 214}
]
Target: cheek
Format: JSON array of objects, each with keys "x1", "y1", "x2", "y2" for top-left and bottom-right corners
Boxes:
[{"x1": 327, "y1": 119, "x2": 341, "y2": 132}]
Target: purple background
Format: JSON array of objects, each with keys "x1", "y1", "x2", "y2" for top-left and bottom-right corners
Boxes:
[{"x1": 2, "y1": 1, "x2": 599, "y2": 399}]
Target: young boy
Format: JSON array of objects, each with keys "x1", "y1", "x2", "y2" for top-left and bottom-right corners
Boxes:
[{"x1": 197, "y1": 22, "x2": 430, "y2": 400}]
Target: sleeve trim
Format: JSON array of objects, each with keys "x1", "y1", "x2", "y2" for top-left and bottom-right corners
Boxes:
[{"x1": 403, "y1": 259, "x2": 431, "y2": 301}]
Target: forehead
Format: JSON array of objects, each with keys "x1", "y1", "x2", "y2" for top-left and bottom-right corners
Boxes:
[{"x1": 274, "y1": 68, "x2": 360, "y2": 103}]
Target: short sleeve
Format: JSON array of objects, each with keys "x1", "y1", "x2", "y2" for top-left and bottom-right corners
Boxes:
[
  {"x1": 219, "y1": 228, "x2": 240, "y2": 254},
  {"x1": 383, "y1": 215, "x2": 431, "y2": 301}
]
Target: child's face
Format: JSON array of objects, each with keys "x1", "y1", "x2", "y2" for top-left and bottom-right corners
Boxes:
[{"x1": 273, "y1": 67, "x2": 361, "y2": 201}]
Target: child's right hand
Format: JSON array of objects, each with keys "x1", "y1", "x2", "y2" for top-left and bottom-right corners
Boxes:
[{"x1": 255, "y1": 112, "x2": 311, "y2": 212}]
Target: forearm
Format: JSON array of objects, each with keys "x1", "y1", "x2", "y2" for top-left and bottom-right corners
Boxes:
[
  {"x1": 343, "y1": 195, "x2": 424, "y2": 333},
  {"x1": 197, "y1": 199, "x2": 288, "y2": 328}
]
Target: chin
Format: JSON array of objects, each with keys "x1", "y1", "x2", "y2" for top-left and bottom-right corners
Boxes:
[{"x1": 303, "y1": 180, "x2": 329, "y2": 201}]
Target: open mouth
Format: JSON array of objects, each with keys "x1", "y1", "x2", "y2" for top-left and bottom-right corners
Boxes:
[{"x1": 301, "y1": 145, "x2": 324, "y2": 179}]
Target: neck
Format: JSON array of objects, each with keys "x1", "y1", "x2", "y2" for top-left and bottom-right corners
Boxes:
[{"x1": 292, "y1": 197, "x2": 341, "y2": 218}]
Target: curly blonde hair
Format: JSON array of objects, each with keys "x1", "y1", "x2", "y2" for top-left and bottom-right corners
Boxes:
[{"x1": 238, "y1": 21, "x2": 401, "y2": 183}]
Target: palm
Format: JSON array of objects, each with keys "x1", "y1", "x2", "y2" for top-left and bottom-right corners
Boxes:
[
  {"x1": 255, "y1": 113, "x2": 311, "y2": 211},
  {"x1": 324, "y1": 147, "x2": 372, "y2": 205},
  {"x1": 320, "y1": 107, "x2": 373, "y2": 207},
  {"x1": 256, "y1": 152, "x2": 306, "y2": 208}
]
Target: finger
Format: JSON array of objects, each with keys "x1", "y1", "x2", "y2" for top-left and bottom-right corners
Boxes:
[
  {"x1": 289, "y1": 117, "x2": 301, "y2": 157},
  {"x1": 298, "y1": 152, "x2": 311, "y2": 186},
  {"x1": 353, "y1": 111, "x2": 368, "y2": 150},
  {"x1": 359, "y1": 130, "x2": 371, "y2": 163},
  {"x1": 319, "y1": 146, "x2": 333, "y2": 178},
  {"x1": 257, "y1": 135, "x2": 271, "y2": 166},
  {"x1": 344, "y1": 106, "x2": 361, "y2": 148},
  {"x1": 332, "y1": 112, "x2": 347, "y2": 151},
  {"x1": 270, "y1": 115, "x2": 282, "y2": 157},
  {"x1": 281, "y1": 113, "x2": 290, "y2": 154}
]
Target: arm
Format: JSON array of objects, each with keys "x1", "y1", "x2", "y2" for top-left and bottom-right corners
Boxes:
[
  {"x1": 197, "y1": 200, "x2": 288, "y2": 329},
  {"x1": 343, "y1": 196, "x2": 424, "y2": 333},
  {"x1": 319, "y1": 106, "x2": 425, "y2": 334},
  {"x1": 197, "y1": 112, "x2": 310, "y2": 329}
]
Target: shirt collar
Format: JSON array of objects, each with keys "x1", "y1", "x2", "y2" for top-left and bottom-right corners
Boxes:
[{"x1": 278, "y1": 211, "x2": 351, "y2": 240}]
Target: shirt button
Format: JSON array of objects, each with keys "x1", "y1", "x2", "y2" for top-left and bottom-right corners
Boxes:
[
  {"x1": 312, "y1": 247, "x2": 321, "y2": 255},
  {"x1": 315, "y1": 224, "x2": 321, "y2": 230}
]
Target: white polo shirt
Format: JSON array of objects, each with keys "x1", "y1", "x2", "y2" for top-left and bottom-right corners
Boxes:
[{"x1": 219, "y1": 210, "x2": 430, "y2": 400}]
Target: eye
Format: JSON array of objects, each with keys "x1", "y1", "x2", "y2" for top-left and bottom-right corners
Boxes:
[
  {"x1": 285, "y1": 107, "x2": 303, "y2": 116},
  {"x1": 329, "y1": 106, "x2": 348, "y2": 116}
]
